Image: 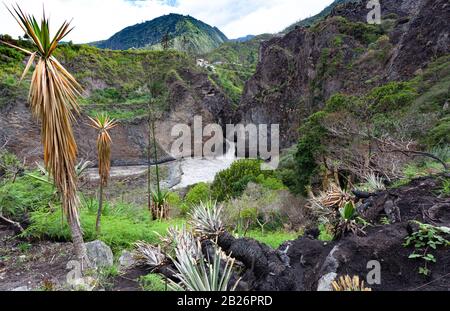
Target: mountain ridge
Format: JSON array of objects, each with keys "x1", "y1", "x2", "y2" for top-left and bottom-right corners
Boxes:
[{"x1": 91, "y1": 13, "x2": 228, "y2": 54}]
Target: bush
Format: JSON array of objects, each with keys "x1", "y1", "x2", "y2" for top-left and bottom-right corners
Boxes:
[
  {"x1": 367, "y1": 82, "x2": 417, "y2": 113},
  {"x1": 294, "y1": 112, "x2": 327, "y2": 195},
  {"x1": 184, "y1": 183, "x2": 211, "y2": 207},
  {"x1": 224, "y1": 183, "x2": 310, "y2": 233},
  {"x1": 211, "y1": 159, "x2": 276, "y2": 201},
  {"x1": 425, "y1": 117, "x2": 450, "y2": 147},
  {"x1": 244, "y1": 230, "x2": 300, "y2": 248},
  {"x1": 0, "y1": 174, "x2": 54, "y2": 221}
]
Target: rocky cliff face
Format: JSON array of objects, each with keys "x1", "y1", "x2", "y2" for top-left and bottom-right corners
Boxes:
[
  {"x1": 237, "y1": 0, "x2": 450, "y2": 148},
  {"x1": 0, "y1": 48, "x2": 234, "y2": 166}
]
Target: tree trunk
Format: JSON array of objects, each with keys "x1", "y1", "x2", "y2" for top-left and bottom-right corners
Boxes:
[
  {"x1": 96, "y1": 183, "x2": 104, "y2": 234},
  {"x1": 68, "y1": 215, "x2": 90, "y2": 270}
]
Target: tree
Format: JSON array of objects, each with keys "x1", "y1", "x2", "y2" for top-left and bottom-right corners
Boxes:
[
  {"x1": 0, "y1": 5, "x2": 89, "y2": 266},
  {"x1": 88, "y1": 113, "x2": 117, "y2": 234},
  {"x1": 161, "y1": 32, "x2": 171, "y2": 50}
]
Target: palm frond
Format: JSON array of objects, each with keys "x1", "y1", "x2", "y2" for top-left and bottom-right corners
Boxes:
[
  {"x1": 1, "y1": 5, "x2": 84, "y2": 225},
  {"x1": 88, "y1": 113, "x2": 117, "y2": 186}
]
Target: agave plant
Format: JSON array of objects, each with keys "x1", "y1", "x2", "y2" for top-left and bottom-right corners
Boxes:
[
  {"x1": 189, "y1": 200, "x2": 224, "y2": 237},
  {"x1": 158, "y1": 225, "x2": 202, "y2": 260},
  {"x1": 355, "y1": 172, "x2": 386, "y2": 193},
  {"x1": 88, "y1": 113, "x2": 117, "y2": 234},
  {"x1": 0, "y1": 5, "x2": 88, "y2": 264},
  {"x1": 307, "y1": 183, "x2": 353, "y2": 224},
  {"x1": 134, "y1": 241, "x2": 167, "y2": 269},
  {"x1": 169, "y1": 242, "x2": 240, "y2": 291},
  {"x1": 75, "y1": 159, "x2": 93, "y2": 179},
  {"x1": 335, "y1": 201, "x2": 365, "y2": 238},
  {"x1": 332, "y1": 275, "x2": 372, "y2": 291}
]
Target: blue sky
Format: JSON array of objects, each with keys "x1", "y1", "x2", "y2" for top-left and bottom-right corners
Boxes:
[{"x1": 0, "y1": 0, "x2": 334, "y2": 43}]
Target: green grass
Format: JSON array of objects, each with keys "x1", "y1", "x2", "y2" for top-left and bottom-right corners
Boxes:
[
  {"x1": 24, "y1": 206, "x2": 185, "y2": 253},
  {"x1": 243, "y1": 230, "x2": 301, "y2": 248},
  {"x1": 140, "y1": 274, "x2": 171, "y2": 291}
]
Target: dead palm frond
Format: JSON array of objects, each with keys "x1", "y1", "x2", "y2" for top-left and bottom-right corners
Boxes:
[
  {"x1": 1, "y1": 5, "x2": 86, "y2": 258},
  {"x1": 88, "y1": 113, "x2": 117, "y2": 186},
  {"x1": 307, "y1": 183, "x2": 354, "y2": 224},
  {"x1": 332, "y1": 275, "x2": 372, "y2": 291},
  {"x1": 88, "y1": 112, "x2": 117, "y2": 233}
]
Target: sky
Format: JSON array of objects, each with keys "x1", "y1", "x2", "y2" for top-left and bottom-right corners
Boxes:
[{"x1": 0, "y1": 0, "x2": 334, "y2": 43}]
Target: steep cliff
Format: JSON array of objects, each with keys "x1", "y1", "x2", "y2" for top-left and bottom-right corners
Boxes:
[
  {"x1": 238, "y1": 0, "x2": 450, "y2": 148},
  {"x1": 0, "y1": 42, "x2": 234, "y2": 166}
]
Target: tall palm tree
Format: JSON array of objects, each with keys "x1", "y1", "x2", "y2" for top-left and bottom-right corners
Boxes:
[
  {"x1": 88, "y1": 113, "x2": 117, "y2": 234},
  {"x1": 0, "y1": 6, "x2": 88, "y2": 265}
]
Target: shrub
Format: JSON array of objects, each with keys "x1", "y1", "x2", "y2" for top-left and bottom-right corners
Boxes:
[
  {"x1": 403, "y1": 221, "x2": 450, "y2": 276},
  {"x1": 337, "y1": 18, "x2": 384, "y2": 45},
  {"x1": 425, "y1": 117, "x2": 450, "y2": 147},
  {"x1": 244, "y1": 230, "x2": 300, "y2": 248},
  {"x1": 367, "y1": 82, "x2": 418, "y2": 113},
  {"x1": 224, "y1": 183, "x2": 309, "y2": 234},
  {"x1": 0, "y1": 174, "x2": 54, "y2": 221},
  {"x1": 295, "y1": 112, "x2": 327, "y2": 195},
  {"x1": 211, "y1": 159, "x2": 275, "y2": 201},
  {"x1": 184, "y1": 183, "x2": 211, "y2": 207}
]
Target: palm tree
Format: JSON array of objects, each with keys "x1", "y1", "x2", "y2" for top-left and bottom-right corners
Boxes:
[
  {"x1": 0, "y1": 6, "x2": 88, "y2": 265},
  {"x1": 88, "y1": 113, "x2": 117, "y2": 234}
]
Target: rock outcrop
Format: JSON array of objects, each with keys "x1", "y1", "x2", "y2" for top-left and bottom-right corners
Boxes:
[
  {"x1": 216, "y1": 175, "x2": 450, "y2": 291},
  {"x1": 237, "y1": 0, "x2": 450, "y2": 148}
]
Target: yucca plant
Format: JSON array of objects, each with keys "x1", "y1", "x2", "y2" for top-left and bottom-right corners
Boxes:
[
  {"x1": 332, "y1": 275, "x2": 372, "y2": 291},
  {"x1": 134, "y1": 241, "x2": 167, "y2": 269},
  {"x1": 189, "y1": 200, "x2": 224, "y2": 237},
  {"x1": 151, "y1": 189, "x2": 170, "y2": 220},
  {"x1": 307, "y1": 183, "x2": 353, "y2": 224},
  {"x1": 169, "y1": 241, "x2": 240, "y2": 291},
  {"x1": 0, "y1": 5, "x2": 89, "y2": 265},
  {"x1": 355, "y1": 172, "x2": 386, "y2": 193},
  {"x1": 88, "y1": 113, "x2": 117, "y2": 234},
  {"x1": 160, "y1": 225, "x2": 204, "y2": 260}
]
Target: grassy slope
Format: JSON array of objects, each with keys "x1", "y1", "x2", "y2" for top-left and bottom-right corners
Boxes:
[
  {"x1": 202, "y1": 34, "x2": 272, "y2": 104},
  {"x1": 0, "y1": 39, "x2": 197, "y2": 121}
]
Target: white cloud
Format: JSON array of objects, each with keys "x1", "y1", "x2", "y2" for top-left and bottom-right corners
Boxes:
[{"x1": 0, "y1": 0, "x2": 334, "y2": 43}]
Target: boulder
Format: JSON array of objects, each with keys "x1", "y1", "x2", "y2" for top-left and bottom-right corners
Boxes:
[
  {"x1": 85, "y1": 240, "x2": 113, "y2": 269},
  {"x1": 317, "y1": 273, "x2": 338, "y2": 291},
  {"x1": 119, "y1": 250, "x2": 137, "y2": 270}
]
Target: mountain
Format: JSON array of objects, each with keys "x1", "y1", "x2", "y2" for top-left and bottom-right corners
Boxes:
[
  {"x1": 283, "y1": 0, "x2": 357, "y2": 32},
  {"x1": 0, "y1": 39, "x2": 234, "y2": 165},
  {"x1": 202, "y1": 34, "x2": 272, "y2": 104},
  {"x1": 230, "y1": 35, "x2": 256, "y2": 43},
  {"x1": 92, "y1": 13, "x2": 228, "y2": 54},
  {"x1": 238, "y1": 0, "x2": 449, "y2": 150}
]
